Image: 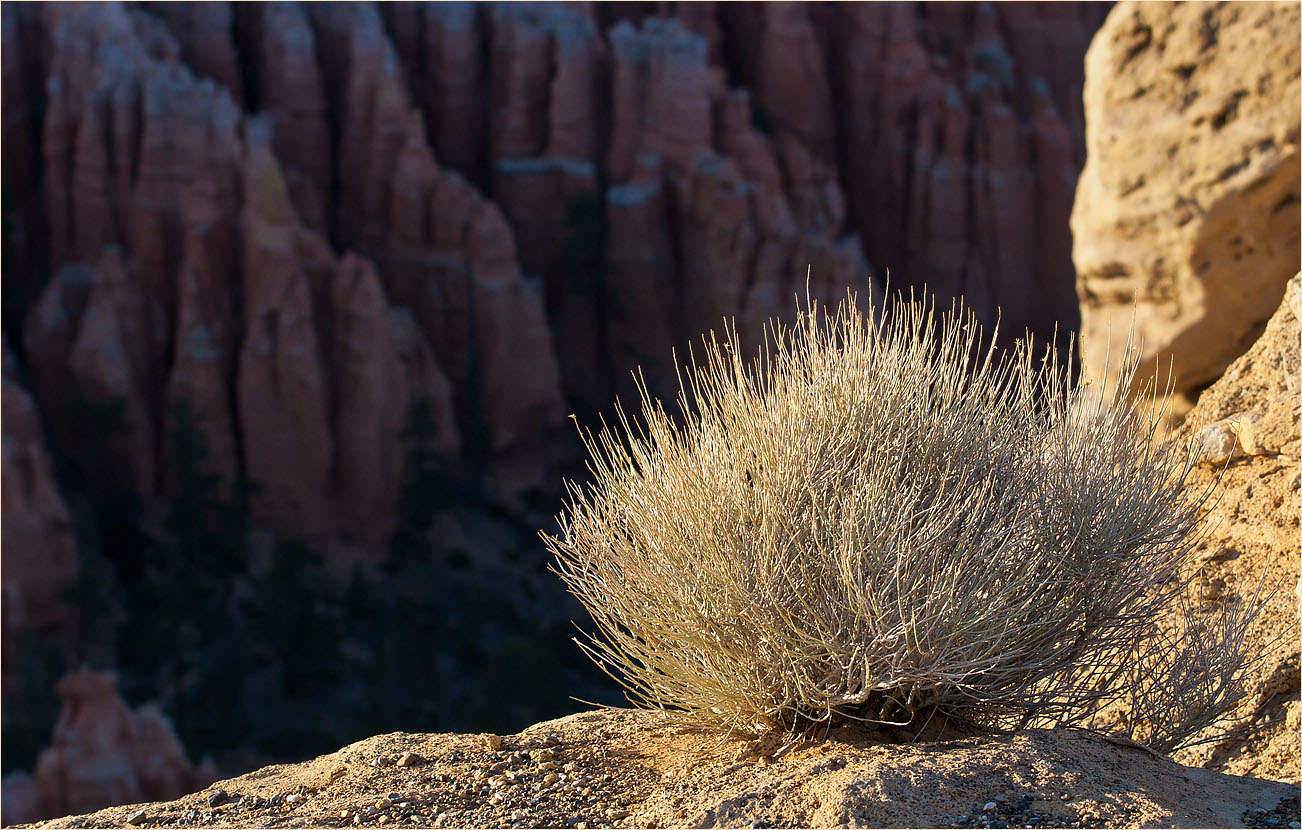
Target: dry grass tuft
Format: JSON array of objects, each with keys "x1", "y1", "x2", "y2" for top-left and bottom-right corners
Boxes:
[{"x1": 546, "y1": 292, "x2": 1258, "y2": 752}]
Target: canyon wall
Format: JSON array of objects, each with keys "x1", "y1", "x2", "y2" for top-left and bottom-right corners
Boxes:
[
  {"x1": 0, "y1": 4, "x2": 1110, "y2": 815},
  {"x1": 2, "y1": 0, "x2": 1108, "y2": 551}
]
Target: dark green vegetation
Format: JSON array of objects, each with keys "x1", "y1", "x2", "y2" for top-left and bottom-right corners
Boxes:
[{"x1": 2, "y1": 394, "x2": 619, "y2": 774}]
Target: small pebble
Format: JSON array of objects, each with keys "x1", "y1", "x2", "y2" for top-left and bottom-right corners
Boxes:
[
  {"x1": 984, "y1": 802, "x2": 998, "y2": 812},
  {"x1": 398, "y1": 752, "x2": 423, "y2": 768},
  {"x1": 378, "y1": 816, "x2": 391, "y2": 826},
  {"x1": 610, "y1": 809, "x2": 630, "y2": 820},
  {"x1": 543, "y1": 773, "x2": 560, "y2": 786},
  {"x1": 126, "y1": 810, "x2": 147, "y2": 826},
  {"x1": 285, "y1": 793, "x2": 301, "y2": 804},
  {"x1": 207, "y1": 789, "x2": 228, "y2": 808},
  {"x1": 1060, "y1": 794, "x2": 1072, "y2": 802},
  {"x1": 483, "y1": 735, "x2": 503, "y2": 751},
  {"x1": 330, "y1": 765, "x2": 349, "y2": 781},
  {"x1": 340, "y1": 810, "x2": 352, "y2": 820}
]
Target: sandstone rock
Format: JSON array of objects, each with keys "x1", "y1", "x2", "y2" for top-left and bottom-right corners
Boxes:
[
  {"x1": 602, "y1": 16, "x2": 871, "y2": 389},
  {"x1": 303, "y1": 4, "x2": 567, "y2": 492},
  {"x1": 1175, "y1": 273, "x2": 1300, "y2": 779},
  {"x1": 28, "y1": 2, "x2": 245, "y2": 502},
  {"x1": 139, "y1": 3, "x2": 244, "y2": 105},
  {"x1": 1187, "y1": 275, "x2": 1302, "y2": 465},
  {"x1": 235, "y1": 3, "x2": 332, "y2": 233},
  {"x1": 22, "y1": 263, "x2": 95, "y2": 425},
  {"x1": 331, "y1": 253, "x2": 460, "y2": 546},
  {"x1": 237, "y1": 133, "x2": 336, "y2": 539},
  {"x1": 7, "y1": 3, "x2": 1108, "y2": 544},
  {"x1": 494, "y1": 157, "x2": 605, "y2": 408},
  {"x1": 1, "y1": 342, "x2": 79, "y2": 650},
  {"x1": 379, "y1": 3, "x2": 484, "y2": 180},
  {"x1": 817, "y1": 3, "x2": 1103, "y2": 349},
  {"x1": 1073, "y1": 1, "x2": 1301, "y2": 395},
  {"x1": 65, "y1": 248, "x2": 159, "y2": 498},
  {"x1": 1186, "y1": 274, "x2": 1302, "y2": 429},
  {"x1": 607, "y1": 18, "x2": 714, "y2": 182},
  {"x1": 603, "y1": 157, "x2": 680, "y2": 404},
  {"x1": 719, "y1": 3, "x2": 836, "y2": 162},
  {"x1": 164, "y1": 211, "x2": 240, "y2": 487},
  {"x1": 17, "y1": 670, "x2": 208, "y2": 825}
]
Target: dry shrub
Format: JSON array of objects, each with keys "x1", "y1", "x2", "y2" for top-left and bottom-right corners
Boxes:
[{"x1": 546, "y1": 292, "x2": 1258, "y2": 751}]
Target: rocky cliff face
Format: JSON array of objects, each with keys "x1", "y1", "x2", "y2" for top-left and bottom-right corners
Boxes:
[
  {"x1": 2, "y1": 0, "x2": 1108, "y2": 547},
  {"x1": 0, "y1": 4, "x2": 1111, "y2": 819},
  {"x1": 1072, "y1": 1, "x2": 1301, "y2": 398},
  {"x1": 1179, "y1": 274, "x2": 1300, "y2": 781},
  {"x1": 1, "y1": 341, "x2": 79, "y2": 676}
]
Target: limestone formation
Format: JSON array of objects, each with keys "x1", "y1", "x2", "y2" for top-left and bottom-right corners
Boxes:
[
  {"x1": 1072, "y1": 1, "x2": 1301, "y2": 395},
  {"x1": 1, "y1": 342, "x2": 79, "y2": 661},
  {"x1": 3, "y1": 2, "x2": 1112, "y2": 546},
  {"x1": 237, "y1": 134, "x2": 337, "y2": 539}
]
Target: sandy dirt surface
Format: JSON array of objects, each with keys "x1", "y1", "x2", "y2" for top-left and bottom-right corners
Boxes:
[{"x1": 16, "y1": 708, "x2": 1299, "y2": 830}]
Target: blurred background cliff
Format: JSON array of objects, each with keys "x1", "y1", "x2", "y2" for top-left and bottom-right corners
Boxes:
[{"x1": 3, "y1": 1, "x2": 1298, "y2": 824}]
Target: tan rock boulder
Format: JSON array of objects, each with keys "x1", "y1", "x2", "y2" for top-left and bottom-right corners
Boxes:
[{"x1": 1073, "y1": 1, "x2": 1301, "y2": 395}]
